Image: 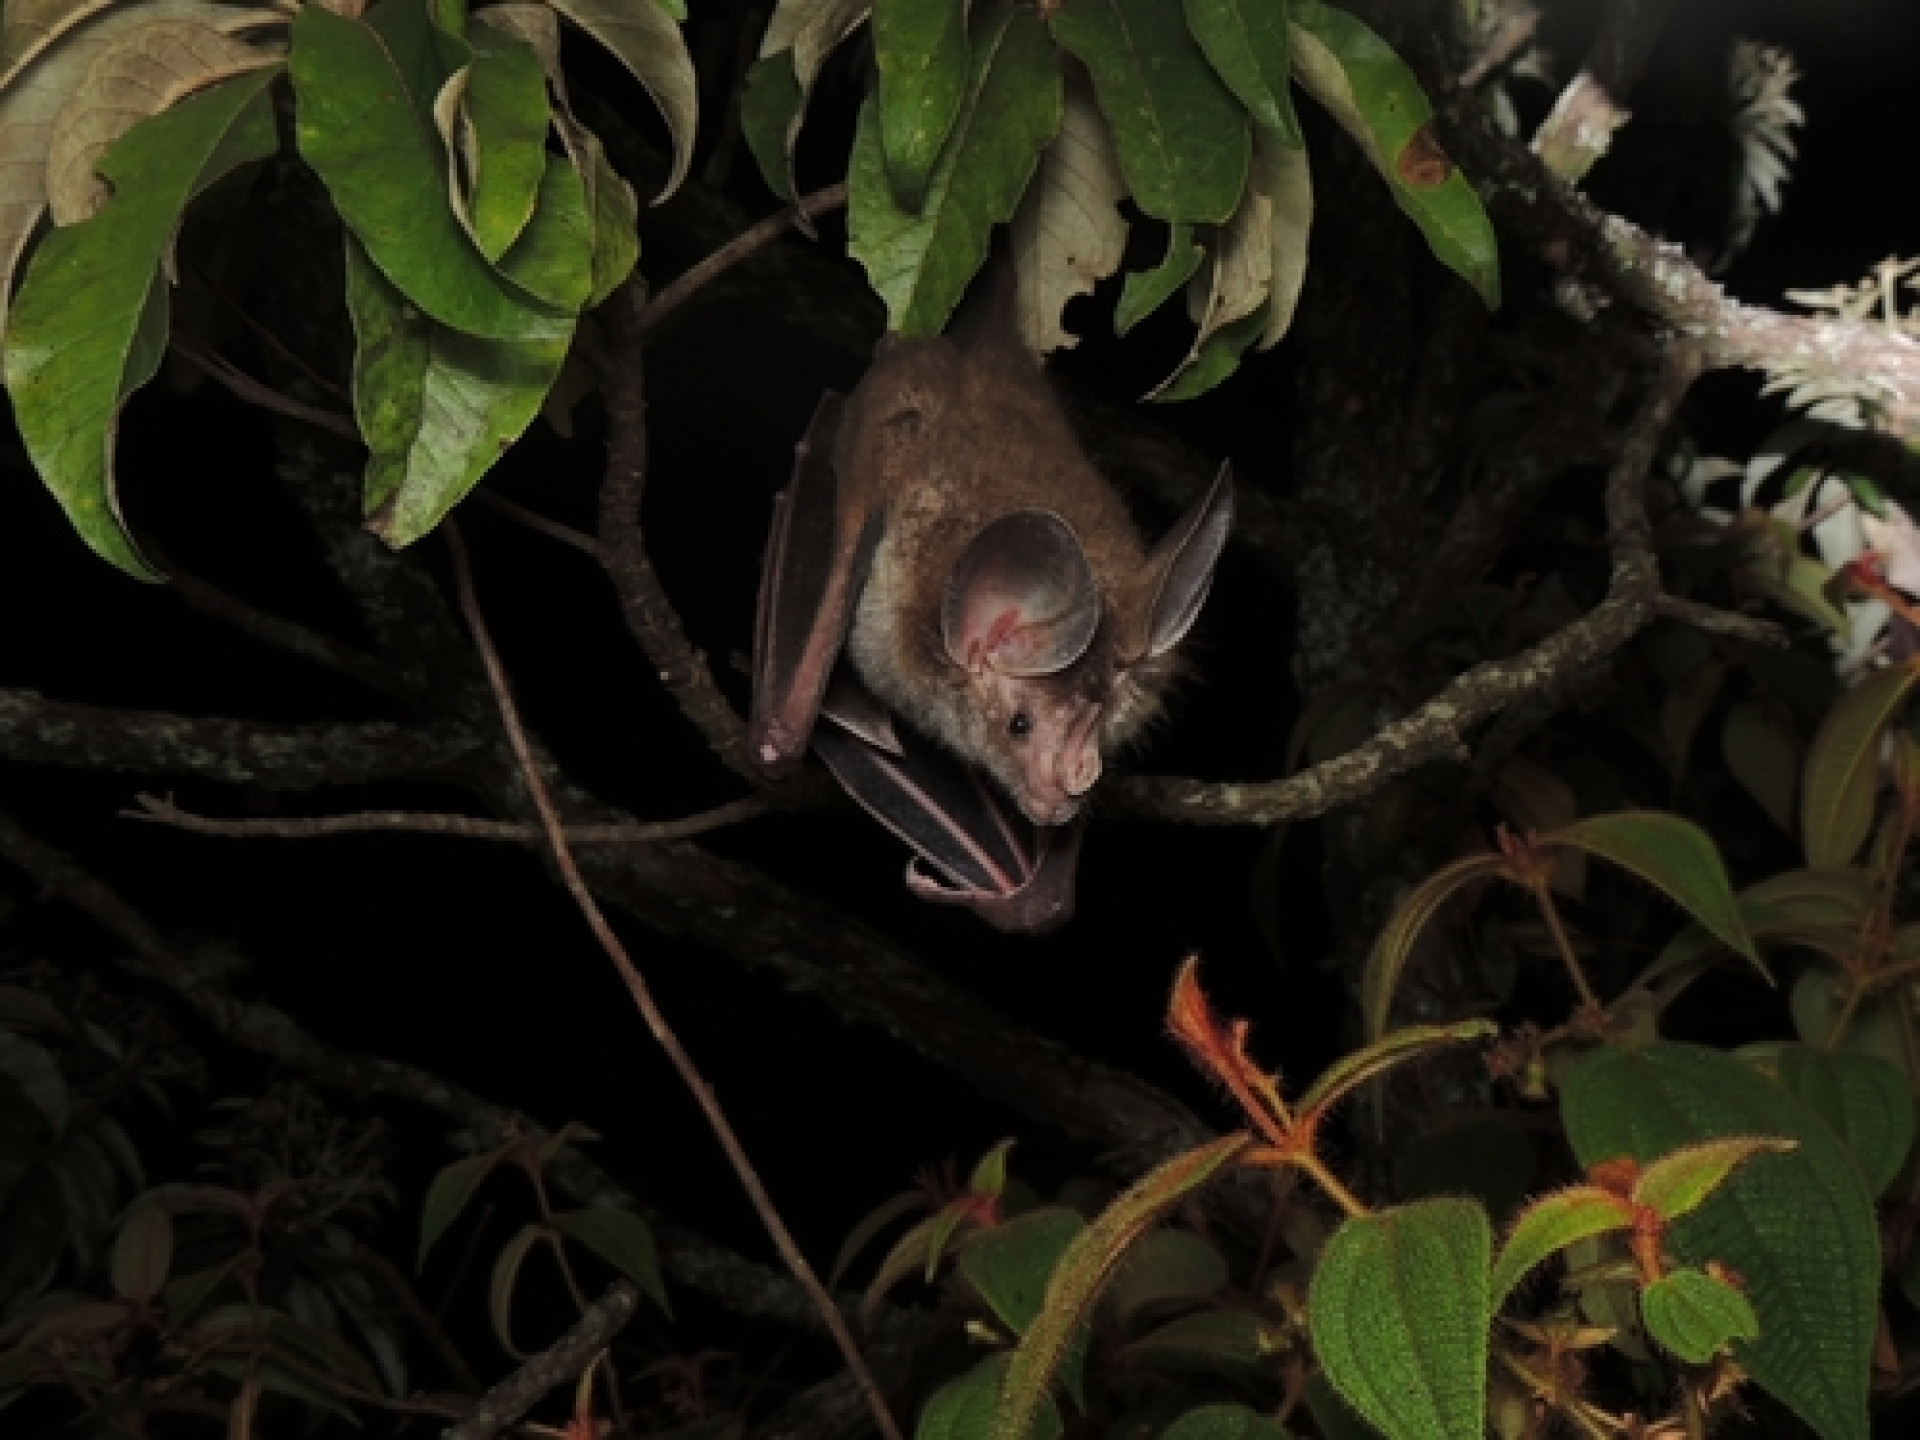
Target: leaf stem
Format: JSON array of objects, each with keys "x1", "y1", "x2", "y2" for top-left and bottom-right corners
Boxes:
[
  {"x1": 1293, "y1": 1153, "x2": 1369, "y2": 1221},
  {"x1": 1532, "y1": 881, "x2": 1601, "y2": 1013}
]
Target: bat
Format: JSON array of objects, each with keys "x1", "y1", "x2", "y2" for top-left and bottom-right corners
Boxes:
[{"x1": 749, "y1": 274, "x2": 1233, "y2": 931}]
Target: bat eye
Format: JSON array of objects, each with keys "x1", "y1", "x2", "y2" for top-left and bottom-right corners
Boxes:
[{"x1": 1007, "y1": 711, "x2": 1033, "y2": 740}]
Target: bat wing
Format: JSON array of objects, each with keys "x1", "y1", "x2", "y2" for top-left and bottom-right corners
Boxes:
[
  {"x1": 749, "y1": 395, "x2": 882, "y2": 776},
  {"x1": 812, "y1": 669, "x2": 1081, "y2": 934}
]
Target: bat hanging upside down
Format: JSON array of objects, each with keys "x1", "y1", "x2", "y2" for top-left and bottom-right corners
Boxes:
[{"x1": 748, "y1": 275, "x2": 1233, "y2": 934}]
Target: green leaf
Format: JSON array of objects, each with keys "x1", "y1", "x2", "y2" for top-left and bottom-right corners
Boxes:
[
  {"x1": 345, "y1": 236, "x2": 570, "y2": 547},
  {"x1": 549, "y1": 1207, "x2": 669, "y2": 1314},
  {"x1": 1561, "y1": 1042, "x2": 1875, "y2": 1440},
  {"x1": 957, "y1": 1206, "x2": 1085, "y2": 1337},
  {"x1": 996, "y1": 1135, "x2": 1248, "y2": 1440},
  {"x1": 1759, "y1": 1045, "x2": 1915, "y2": 1198},
  {"x1": 290, "y1": 5, "x2": 570, "y2": 341},
  {"x1": 849, "y1": 0, "x2": 1061, "y2": 335},
  {"x1": 2, "y1": 67, "x2": 278, "y2": 579},
  {"x1": 1050, "y1": 0, "x2": 1249, "y2": 224},
  {"x1": 1362, "y1": 853, "x2": 1509, "y2": 1041},
  {"x1": 1115, "y1": 223, "x2": 1204, "y2": 335},
  {"x1": 109, "y1": 1197, "x2": 172, "y2": 1304},
  {"x1": 492, "y1": 155, "x2": 594, "y2": 312},
  {"x1": 584, "y1": 134, "x2": 640, "y2": 306},
  {"x1": 488, "y1": 1221, "x2": 553, "y2": 1357},
  {"x1": 1162, "y1": 1403, "x2": 1293, "y2": 1440},
  {"x1": 1297, "y1": 1020, "x2": 1497, "y2": 1117},
  {"x1": 1154, "y1": 303, "x2": 1268, "y2": 402},
  {"x1": 969, "y1": 1138, "x2": 1015, "y2": 1196},
  {"x1": 873, "y1": 0, "x2": 969, "y2": 211},
  {"x1": 541, "y1": 0, "x2": 697, "y2": 200},
  {"x1": 1183, "y1": 0, "x2": 1301, "y2": 143},
  {"x1": 1287, "y1": 5, "x2": 1498, "y2": 307},
  {"x1": 1545, "y1": 812, "x2": 1755, "y2": 964},
  {"x1": 829, "y1": 1189, "x2": 929, "y2": 1288},
  {"x1": 1801, "y1": 662, "x2": 1919, "y2": 867},
  {"x1": 1789, "y1": 968, "x2": 1903, "y2": 1069},
  {"x1": 741, "y1": 0, "x2": 871, "y2": 203},
  {"x1": 416, "y1": 1147, "x2": 505, "y2": 1269},
  {"x1": 1121, "y1": 1308, "x2": 1275, "y2": 1373},
  {"x1": 1722, "y1": 701, "x2": 1800, "y2": 833},
  {"x1": 459, "y1": 31, "x2": 551, "y2": 260},
  {"x1": 915, "y1": 1351, "x2": 1060, "y2": 1440},
  {"x1": 1308, "y1": 1198, "x2": 1490, "y2": 1440},
  {"x1": 1490, "y1": 1186, "x2": 1632, "y2": 1307},
  {"x1": 1640, "y1": 1268, "x2": 1759, "y2": 1365},
  {"x1": 1105, "y1": 1228, "x2": 1228, "y2": 1322},
  {"x1": 1632, "y1": 1137, "x2": 1797, "y2": 1222}
]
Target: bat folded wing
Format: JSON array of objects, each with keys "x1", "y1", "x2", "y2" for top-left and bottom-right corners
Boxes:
[{"x1": 811, "y1": 670, "x2": 1081, "y2": 934}]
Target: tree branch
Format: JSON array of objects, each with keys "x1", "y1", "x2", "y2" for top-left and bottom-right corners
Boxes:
[
  {"x1": 442, "y1": 1283, "x2": 636, "y2": 1440},
  {"x1": 1531, "y1": 0, "x2": 1681, "y2": 181},
  {"x1": 124, "y1": 792, "x2": 772, "y2": 844},
  {"x1": 1105, "y1": 343, "x2": 1702, "y2": 825},
  {"x1": 0, "y1": 689, "x2": 479, "y2": 789}
]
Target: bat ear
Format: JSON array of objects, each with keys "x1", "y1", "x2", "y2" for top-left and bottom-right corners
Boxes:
[
  {"x1": 1138, "y1": 462, "x2": 1234, "y2": 658},
  {"x1": 943, "y1": 511, "x2": 1100, "y2": 676}
]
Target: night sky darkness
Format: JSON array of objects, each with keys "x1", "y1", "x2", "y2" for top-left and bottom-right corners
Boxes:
[{"x1": 2, "y1": 0, "x2": 1918, "y2": 1356}]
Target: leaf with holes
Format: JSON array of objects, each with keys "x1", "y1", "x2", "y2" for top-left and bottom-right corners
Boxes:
[
  {"x1": 3, "y1": 66, "x2": 277, "y2": 579},
  {"x1": 849, "y1": 0, "x2": 1060, "y2": 335},
  {"x1": 1562, "y1": 1042, "x2": 1874, "y2": 1440},
  {"x1": 1309, "y1": 1198, "x2": 1490, "y2": 1440},
  {"x1": 1009, "y1": 66, "x2": 1128, "y2": 353}
]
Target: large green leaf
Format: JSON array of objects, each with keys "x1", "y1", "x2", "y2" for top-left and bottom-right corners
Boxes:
[
  {"x1": 290, "y1": 4, "x2": 570, "y2": 342},
  {"x1": 1561, "y1": 1043, "x2": 1875, "y2": 1440},
  {"x1": 1545, "y1": 812, "x2": 1755, "y2": 965},
  {"x1": 1050, "y1": 0, "x2": 1248, "y2": 224},
  {"x1": 872, "y1": 0, "x2": 969, "y2": 211},
  {"x1": 957, "y1": 1207, "x2": 1084, "y2": 1337},
  {"x1": 1800, "y1": 662, "x2": 1918, "y2": 867},
  {"x1": 1308, "y1": 1198, "x2": 1490, "y2": 1440},
  {"x1": 1183, "y1": 0, "x2": 1300, "y2": 143},
  {"x1": 1754, "y1": 1044, "x2": 1915, "y2": 1198},
  {"x1": 458, "y1": 29, "x2": 551, "y2": 260},
  {"x1": 1287, "y1": 4, "x2": 1497, "y2": 307},
  {"x1": 2, "y1": 66, "x2": 278, "y2": 580},
  {"x1": 849, "y1": 0, "x2": 1060, "y2": 335},
  {"x1": 346, "y1": 237, "x2": 569, "y2": 547},
  {"x1": 540, "y1": 0, "x2": 697, "y2": 199}
]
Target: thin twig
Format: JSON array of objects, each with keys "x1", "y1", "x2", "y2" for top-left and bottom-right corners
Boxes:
[
  {"x1": 445, "y1": 524, "x2": 904, "y2": 1440},
  {"x1": 634, "y1": 182, "x2": 850, "y2": 341},
  {"x1": 124, "y1": 792, "x2": 770, "y2": 845},
  {"x1": 1459, "y1": 6, "x2": 1540, "y2": 88},
  {"x1": 170, "y1": 338, "x2": 362, "y2": 442},
  {"x1": 146, "y1": 544, "x2": 397, "y2": 695},
  {"x1": 1653, "y1": 594, "x2": 1791, "y2": 646},
  {"x1": 442, "y1": 1283, "x2": 636, "y2": 1440},
  {"x1": 473, "y1": 490, "x2": 604, "y2": 558},
  {"x1": 1105, "y1": 344, "x2": 1704, "y2": 825}
]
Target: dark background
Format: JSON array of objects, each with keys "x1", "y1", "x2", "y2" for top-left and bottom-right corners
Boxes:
[{"x1": 2, "y1": 0, "x2": 1918, "y2": 1381}]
